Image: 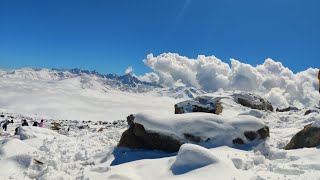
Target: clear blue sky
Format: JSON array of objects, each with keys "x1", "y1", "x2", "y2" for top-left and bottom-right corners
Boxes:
[{"x1": 0, "y1": 0, "x2": 319, "y2": 75}]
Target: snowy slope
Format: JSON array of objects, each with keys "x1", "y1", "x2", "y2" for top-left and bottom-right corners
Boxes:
[{"x1": 0, "y1": 68, "x2": 205, "y2": 121}]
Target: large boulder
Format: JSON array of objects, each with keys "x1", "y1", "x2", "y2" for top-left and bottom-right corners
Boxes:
[
  {"x1": 284, "y1": 123, "x2": 320, "y2": 150},
  {"x1": 233, "y1": 92, "x2": 273, "y2": 112},
  {"x1": 118, "y1": 115, "x2": 182, "y2": 152},
  {"x1": 118, "y1": 113, "x2": 269, "y2": 152}
]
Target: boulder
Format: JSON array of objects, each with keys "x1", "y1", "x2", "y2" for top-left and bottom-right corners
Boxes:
[
  {"x1": 174, "y1": 97, "x2": 223, "y2": 115},
  {"x1": 233, "y1": 92, "x2": 273, "y2": 111},
  {"x1": 304, "y1": 109, "x2": 318, "y2": 116},
  {"x1": 118, "y1": 113, "x2": 269, "y2": 152},
  {"x1": 284, "y1": 124, "x2": 320, "y2": 150},
  {"x1": 51, "y1": 122, "x2": 61, "y2": 130},
  {"x1": 276, "y1": 106, "x2": 299, "y2": 112},
  {"x1": 118, "y1": 115, "x2": 182, "y2": 152}
]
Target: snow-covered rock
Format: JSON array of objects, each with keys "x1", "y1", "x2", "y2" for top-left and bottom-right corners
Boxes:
[
  {"x1": 174, "y1": 91, "x2": 273, "y2": 115},
  {"x1": 285, "y1": 115, "x2": 320, "y2": 150},
  {"x1": 118, "y1": 112, "x2": 269, "y2": 152}
]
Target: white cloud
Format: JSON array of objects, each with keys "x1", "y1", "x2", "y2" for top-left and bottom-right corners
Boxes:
[
  {"x1": 137, "y1": 72, "x2": 160, "y2": 84},
  {"x1": 142, "y1": 53, "x2": 320, "y2": 108},
  {"x1": 125, "y1": 66, "x2": 134, "y2": 74}
]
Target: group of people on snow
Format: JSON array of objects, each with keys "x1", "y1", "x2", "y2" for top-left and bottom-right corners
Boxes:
[{"x1": 0, "y1": 117, "x2": 45, "y2": 135}]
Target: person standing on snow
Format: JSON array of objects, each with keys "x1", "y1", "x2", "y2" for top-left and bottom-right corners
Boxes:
[
  {"x1": 22, "y1": 119, "x2": 29, "y2": 126},
  {"x1": 1, "y1": 119, "x2": 9, "y2": 131},
  {"x1": 38, "y1": 120, "x2": 44, "y2": 127}
]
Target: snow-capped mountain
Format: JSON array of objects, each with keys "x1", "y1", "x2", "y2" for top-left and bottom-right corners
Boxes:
[{"x1": 0, "y1": 68, "x2": 205, "y2": 99}]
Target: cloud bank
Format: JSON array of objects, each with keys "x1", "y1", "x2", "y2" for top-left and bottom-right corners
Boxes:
[{"x1": 140, "y1": 53, "x2": 319, "y2": 108}]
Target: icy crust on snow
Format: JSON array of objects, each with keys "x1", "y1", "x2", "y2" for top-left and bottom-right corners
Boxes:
[{"x1": 134, "y1": 112, "x2": 266, "y2": 146}]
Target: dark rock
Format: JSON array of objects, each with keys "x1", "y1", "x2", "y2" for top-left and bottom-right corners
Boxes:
[
  {"x1": 236, "y1": 97, "x2": 273, "y2": 112},
  {"x1": 276, "y1": 106, "x2": 299, "y2": 112},
  {"x1": 127, "y1": 114, "x2": 135, "y2": 127},
  {"x1": 184, "y1": 133, "x2": 201, "y2": 143},
  {"x1": 257, "y1": 126, "x2": 270, "y2": 139},
  {"x1": 174, "y1": 104, "x2": 184, "y2": 114},
  {"x1": 244, "y1": 131, "x2": 258, "y2": 141},
  {"x1": 174, "y1": 99, "x2": 222, "y2": 115},
  {"x1": 51, "y1": 122, "x2": 61, "y2": 130},
  {"x1": 304, "y1": 109, "x2": 318, "y2": 116},
  {"x1": 284, "y1": 124, "x2": 320, "y2": 150},
  {"x1": 118, "y1": 122, "x2": 182, "y2": 152},
  {"x1": 233, "y1": 138, "x2": 244, "y2": 145}
]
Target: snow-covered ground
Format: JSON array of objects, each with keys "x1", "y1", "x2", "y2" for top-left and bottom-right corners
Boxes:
[
  {"x1": 0, "y1": 77, "x2": 178, "y2": 122},
  {"x1": 1, "y1": 96, "x2": 320, "y2": 179},
  {"x1": 1, "y1": 68, "x2": 320, "y2": 180}
]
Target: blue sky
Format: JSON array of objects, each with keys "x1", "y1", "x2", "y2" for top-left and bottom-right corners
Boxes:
[{"x1": 0, "y1": 0, "x2": 319, "y2": 75}]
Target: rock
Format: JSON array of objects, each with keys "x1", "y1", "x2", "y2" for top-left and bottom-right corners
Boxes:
[
  {"x1": 304, "y1": 109, "x2": 318, "y2": 116},
  {"x1": 276, "y1": 106, "x2": 299, "y2": 112},
  {"x1": 51, "y1": 122, "x2": 61, "y2": 130},
  {"x1": 174, "y1": 97, "x2": 222, "y2": 115},
  {"x1": 284, "y1": 124, "x2": 320, "y2": 150},
  {"x1": 234, "y1": 92, "x2": 273, "y2": 111},
  {"x1": 118, "y1": 122, "x2": 182, "y2": 152},
  {"x1": 118, "y1": 114, "x2": 270, "y2": 152},
  {"x1": 244, "y1": 131, "x2": 258, "y2": 141},
  {"x1": 257, "y1": 126, "x2": 270, "y2": 139},
  {"x1": 233, "y1": 138, "x2": 244, "y2": 145},
  {"x1": 126, "y1": 114, "x2": 135, "y2": 127}
]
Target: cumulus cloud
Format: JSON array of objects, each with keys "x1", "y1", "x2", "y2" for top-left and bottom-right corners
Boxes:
[
  {"x1": 142, "y1": 53, "x2": 320, "y2": 108},
  {"x1": 125, "y1": 66, "x2": 134, "y2": 74},
  {"x1": 137, "y1": 72, "x2": 160, "y2": 84}
]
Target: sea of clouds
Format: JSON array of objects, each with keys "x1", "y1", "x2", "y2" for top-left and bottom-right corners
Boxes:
[{"x1": 138, "y1": 53, "x2": 319, "y2": 109}]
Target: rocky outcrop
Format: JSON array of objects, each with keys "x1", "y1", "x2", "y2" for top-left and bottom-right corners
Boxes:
[
  {"x1": 118, "y1": 115, "x2": 182, "y2": 152},
  {"x1": 284, "y1": 124, "x2": 320, "y2": 150}
]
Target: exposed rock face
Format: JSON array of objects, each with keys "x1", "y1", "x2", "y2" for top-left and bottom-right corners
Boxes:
[
  {"x1": 284, "y1": 124, "x2": 320, "y2": 150},
  {"x1": 234, "y1": 93, "x2": 273, "y2": 112},
  {"x1": 118, "y1": 115, "x2": 182, "y2": 152},
  {"x1": 118, "y1": 115, "x2": 270, "y2": 152}
]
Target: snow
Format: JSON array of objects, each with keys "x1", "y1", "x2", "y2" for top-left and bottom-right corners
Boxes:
[
  {"x1": 170, "y1": 144, "x2": 219, "y2": 174},
  {"x1": 1, "y1": 66, "x2": 320, "y2": 179},
  {"x1": 134, "y1": 112, "x2": 266, "y2": 146},
  {"x1": 0, "y1": 77, "x2": 178, "y2": 122},
  {"x1": 311, "y1": 115, "x2": 320, "y2": 128}
]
